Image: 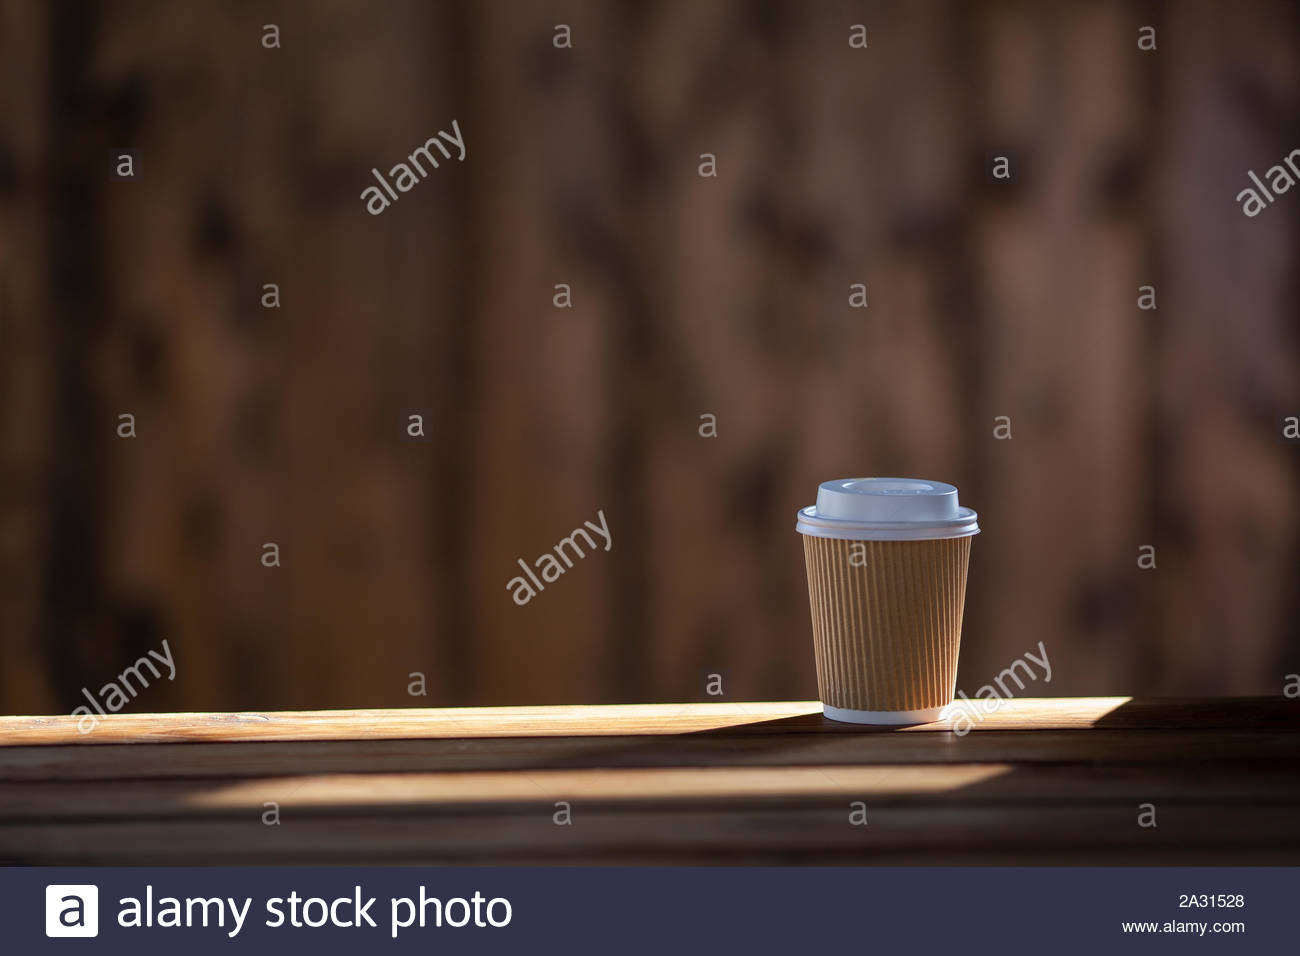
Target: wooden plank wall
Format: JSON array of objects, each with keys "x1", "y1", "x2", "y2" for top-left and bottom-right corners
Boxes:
[{"x1": 1, "y1": 0, "x2": 1297, "y2": 714}]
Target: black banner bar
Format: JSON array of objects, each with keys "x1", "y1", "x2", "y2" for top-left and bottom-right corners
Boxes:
[{"x1": 8, "y1": 866, "x2": 1293, "y2": 953}]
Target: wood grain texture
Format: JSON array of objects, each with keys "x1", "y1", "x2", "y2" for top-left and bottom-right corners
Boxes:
[
  {"x1": 6, "y1": 763, "x2": 1300, "y2": 821},
  {"x1": 2, "y1": 696, "x2": 1296, "y2": 746},
  {"x1": 0, "y1": 698, "x2": 1297, "y2": 864},
  {"x1": 8, "y1": 805, "x2": 1300, "y2": 867},
  {"x1": 4, "y1": 729, "x2": 1299, "y2": 781}
]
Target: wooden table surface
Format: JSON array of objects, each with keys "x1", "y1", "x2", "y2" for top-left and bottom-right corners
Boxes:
[{"x1": 1, "y1": 698, "x2": 1297, "y2": 865}]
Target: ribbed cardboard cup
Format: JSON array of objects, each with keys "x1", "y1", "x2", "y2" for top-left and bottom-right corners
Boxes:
[
  {"x1": 802, "y1": 535, "x2": 971, "y2": 719},
  {"x1": 796, "y1": 478, "x2": 978, "y2": 725}
]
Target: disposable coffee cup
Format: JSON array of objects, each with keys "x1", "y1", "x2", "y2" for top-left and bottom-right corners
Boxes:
[{"x1": 795, "y1": 478, "x2": 978, "y2": 725}]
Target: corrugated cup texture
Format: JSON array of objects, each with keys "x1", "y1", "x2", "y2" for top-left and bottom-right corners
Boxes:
[{"x1": 802, "y1": 536, "x2": 972, "y2": 712}]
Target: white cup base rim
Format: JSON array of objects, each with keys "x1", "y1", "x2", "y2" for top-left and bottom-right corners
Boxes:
[{"x1": 822, "y1": 703, "x2": 950, "y2": 725}]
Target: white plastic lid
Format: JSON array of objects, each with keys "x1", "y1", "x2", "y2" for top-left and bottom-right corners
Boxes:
[{"x1": 795, "y1": 477, "x2": 979, "y2": 541}]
